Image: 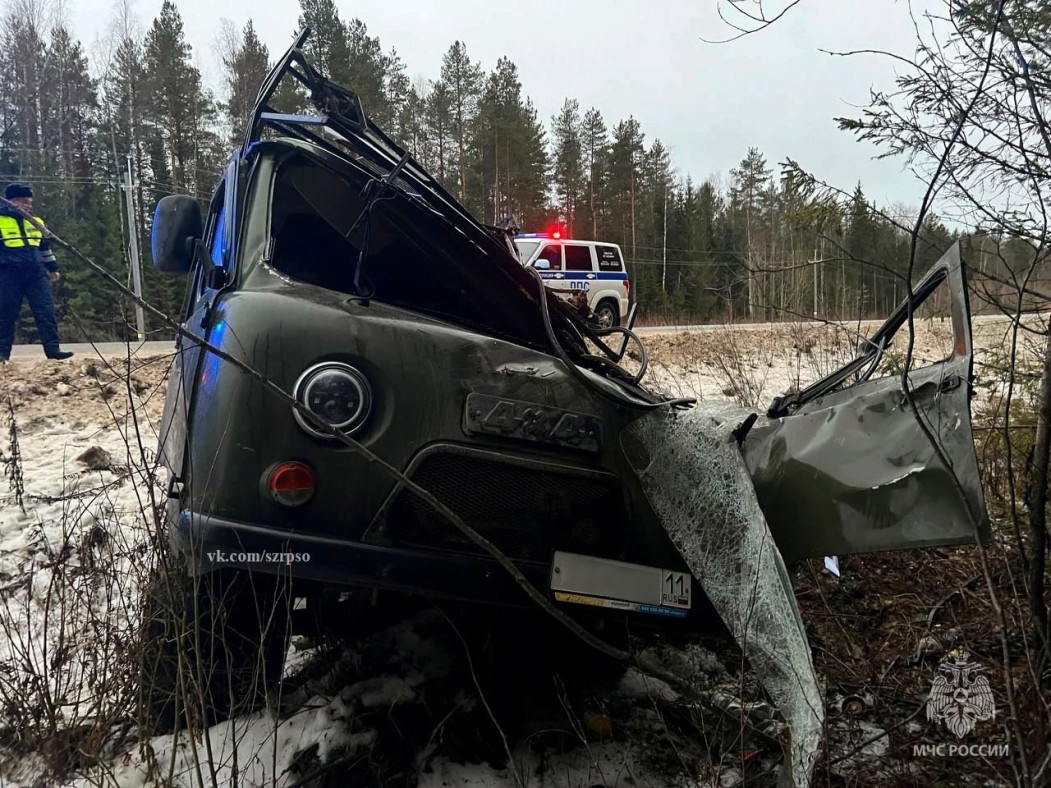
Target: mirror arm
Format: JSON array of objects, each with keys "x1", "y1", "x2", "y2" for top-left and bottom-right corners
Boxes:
[
  {"x1": 188, "y1": 237, "x2": 226, "y2": 290},
  {"x1": 187, "y1": 237, "x2": 207, "y2": 267}
]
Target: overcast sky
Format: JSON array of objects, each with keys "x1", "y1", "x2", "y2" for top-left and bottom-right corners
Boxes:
[{"x1": 67, "y1": 0, "x2": 939, "y2": 213}]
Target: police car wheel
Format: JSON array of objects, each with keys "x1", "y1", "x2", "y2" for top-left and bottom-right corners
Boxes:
[{"x1": 594, "y1": 302, "x2": 618, "y2": 329}]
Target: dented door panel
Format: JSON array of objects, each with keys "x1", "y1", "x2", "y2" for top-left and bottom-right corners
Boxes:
[{"x1": 743, "y1": 243, "x2": 990, "y2": 563}]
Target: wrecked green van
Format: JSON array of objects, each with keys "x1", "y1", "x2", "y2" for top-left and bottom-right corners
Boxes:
[{"x1": 147, "y1": 29, "x2": 987, "y2": 787}]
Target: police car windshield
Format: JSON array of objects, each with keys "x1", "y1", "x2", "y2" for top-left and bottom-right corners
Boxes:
[{"x1": 514, "y1": 240, "x2": 539, "y2": 261}]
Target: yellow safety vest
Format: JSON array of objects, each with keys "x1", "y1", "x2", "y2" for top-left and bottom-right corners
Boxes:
[{"x1": 0, "y1": 214, "x2": 44, "y2": 248}]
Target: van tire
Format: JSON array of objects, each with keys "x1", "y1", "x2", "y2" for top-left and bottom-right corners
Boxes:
[
  {"x1": 140, "y1": 564, "x2": 290, "y2": 734},
  {"x1": 593, "y1": 300, "x2": 619, "y2": 329}
]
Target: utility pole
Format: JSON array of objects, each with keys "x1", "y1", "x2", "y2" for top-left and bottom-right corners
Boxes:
[
  {"x1": 661, "y1": 180, "x2": 668, "y2": 292},
  {"x1": 815, "y1": 237, "x2": 823, "y2": 317},
  {"x1": 811, "y1": 246, "x2": 818, "y2": 316},
  {"x1": 122, "y1": 154, "x2": 145, "y2": 341}
]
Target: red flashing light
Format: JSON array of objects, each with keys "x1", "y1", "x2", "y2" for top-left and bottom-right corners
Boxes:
[
  {"x1": 267, "y1": 461, "x2": 315, "y2": 507},
  {"x1": 552, "y1": 231, "x2": 561, "y2": 239}
]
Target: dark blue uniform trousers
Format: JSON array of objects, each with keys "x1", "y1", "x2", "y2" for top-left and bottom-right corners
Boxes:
[{"x1": 0, "y1": 264, "x2": 60, "y2": 358}]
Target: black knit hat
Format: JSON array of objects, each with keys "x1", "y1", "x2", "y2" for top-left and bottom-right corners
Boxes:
[{"x1": 4, "y1": 183, "x2": 32, "y2": 200}]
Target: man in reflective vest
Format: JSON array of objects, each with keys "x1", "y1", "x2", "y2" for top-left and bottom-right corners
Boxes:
[{"x1": 0, "y1": 183, "x2": 72, "y2": 361}]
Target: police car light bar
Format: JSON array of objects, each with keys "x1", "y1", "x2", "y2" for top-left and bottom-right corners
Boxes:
[{"x1": 517, "y1": 230, "x2": 562, "y2": 240}]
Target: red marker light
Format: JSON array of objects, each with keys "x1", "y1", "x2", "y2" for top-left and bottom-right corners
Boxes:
[{"x1": 266, "y1": 461, "x2": 315, "y2": 507}]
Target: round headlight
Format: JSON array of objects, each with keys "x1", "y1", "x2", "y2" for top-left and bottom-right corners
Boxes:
[{"x1": 292, "y1": 362, "x2": 372, "y2": 439}]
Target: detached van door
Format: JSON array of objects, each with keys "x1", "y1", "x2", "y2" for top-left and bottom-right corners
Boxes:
[{"x1": 742, "y1": 243, "x2": 990, "y2": 564}]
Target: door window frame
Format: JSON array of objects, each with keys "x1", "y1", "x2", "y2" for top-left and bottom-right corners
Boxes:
[
  {"x1": 535, "y1": 243, "x2": 563, "y2": 271},
  {"x1": 564, "y1": 243, "x2": 595, "y2": 272}
]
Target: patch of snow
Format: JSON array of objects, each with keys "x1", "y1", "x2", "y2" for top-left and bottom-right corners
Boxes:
[
  {"x1": 343, "y1": 672, "x2": 422, "y2": 707},
  {"x1": 86, "y1": 695, "x2": 372, "y2": 788},
  {"x1": 616, "y1": 667, "x2": 678, "y2": 702}
]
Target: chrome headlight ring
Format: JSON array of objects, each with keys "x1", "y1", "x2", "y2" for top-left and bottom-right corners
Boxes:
[{"x1": 292, "y1": 362, "x2": 372, "y2": 439}]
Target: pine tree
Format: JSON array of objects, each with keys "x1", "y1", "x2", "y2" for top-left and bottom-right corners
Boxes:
[
  {"x1": 382, "y1": 46, "x2": 411, "y2": 137},
  {"x1": 470, "y1": 57, "x2": 549, "y2": 225},
  {"x1": 607, "y1": 118, "x2": 645, "y2": 256},
  {"x1": 142, "y1": 0, "x2": 218, "y2": 319},
  {"x1": 515, "y1": 98, "x2": 550, "y2": 224},
  {"x1": 730, "y1": 147, "x2": 772, "y2": 318},
  {"x1": 579, "y1": 107, "x2": 609, "y2": 238},
  {"x1": 0, "y1": 10, "x2": 47, "y2": 167},
  {"x1": 845, "y1": 183, "x2": 880, "y2": 314},
  {"x1": 440, "y1": 41, "x2": 482, "y2": 202},
  {"x1": 646, "y1": 139, "x2": 672, "y2": 294},
  {"x1": 344, "y1": 19, "x2": 388, "y2": 123},
  {"x1": 297, "y1": 0, "x2": 352, "y2": 84},
  {"x1": 425, "y1": 78, "x2": 454, "y2": 185},
  {"x1": 681, "y1": 178, "x2": 726, "y2": 316},
  {"x1": 550, "y1": 98, "x2": 582, "y2": 235},
  {"x1": 96, "y1": 3, "x2": 154, "y2": 332},
  {"x1": 398, "y1": 82, "x2": 428, "y2": 162},
  {"x1": 41, "y1": 28, "x2": 96, "y2": 179},
  {"x1": 143, "y1": 1, "x2": 204, "y2": 191},
  {"x1": 98, "y1": 30, "x2": 145, "y2": 177},
  {"x1": 224, "y1": 20, "x2": 269, "y2": 147}
]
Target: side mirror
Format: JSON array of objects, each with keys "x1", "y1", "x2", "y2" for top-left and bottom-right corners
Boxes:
[
  {"x1": 151, "y1": 195, "x2": 202, "y2": 274},
  {"x1": 533, "y1": 259, "x2": 551, "y2": 270}
]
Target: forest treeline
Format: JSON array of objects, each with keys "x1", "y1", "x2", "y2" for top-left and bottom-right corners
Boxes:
[{"x1": 0, "y1": 0, "x2": 1023, "y2": 341}]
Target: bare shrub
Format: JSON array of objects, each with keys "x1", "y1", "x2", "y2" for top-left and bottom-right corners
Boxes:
[{"x1": 0, "y1": 448, "x2": 158, "y2": 783}]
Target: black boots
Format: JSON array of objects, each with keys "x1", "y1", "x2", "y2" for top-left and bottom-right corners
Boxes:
[{"x1": 45, "y1": 349, "x2": 73, "y2": 360}]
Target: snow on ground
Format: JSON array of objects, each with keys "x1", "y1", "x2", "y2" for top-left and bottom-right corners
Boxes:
[
  {"x1": 88, "y1": 609, "x2": 739, "y2": 788},
  {"x1": 639, "y1": 313, "x2": 1047, "y2": 411},
  {"x1": 0, "y1": 354, "x2": 170, "y2": 788},
  {"x1": 0, "y1": 314, "x2": 1037, "y2": 787}
]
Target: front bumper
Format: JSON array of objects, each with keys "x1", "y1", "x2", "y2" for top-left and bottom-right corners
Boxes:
[
  {"x1": 171, "y1": 509, "x2": 718, "y2": 633},
  {"x1": 172, "y1": 510, "x2": 548, "y2": 608}
]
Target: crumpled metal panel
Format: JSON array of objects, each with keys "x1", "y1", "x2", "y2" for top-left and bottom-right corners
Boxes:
[
  {"x1": 742, "y1": 355, "x2": 988, "y2": 564},
  {"x1": 624, "y1": 402, "x2": 823, "y2": 788},
  {"x1": 741, "y1": 243, "x2": 988, "y2": 564}
]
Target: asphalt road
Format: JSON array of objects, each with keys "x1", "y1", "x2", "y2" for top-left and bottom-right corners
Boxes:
[
  {"x1": 8, "y1": 340, "x2": 176, "y2": 361},
  {"x1": 4, "y1": 313, "x2": 1026, "y2": 362},
  {"x1": 2, "y1": 325, "x2": 720, "y2": 360},
  {"x1": 5, "y1": 325, "x2": 742, "y2": 360}
]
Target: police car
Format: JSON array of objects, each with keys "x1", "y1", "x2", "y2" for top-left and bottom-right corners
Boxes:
[{"x1": 513, "y1": 232, "x2": 630, "y2": 327}]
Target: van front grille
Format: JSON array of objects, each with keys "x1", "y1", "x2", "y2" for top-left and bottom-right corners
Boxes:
[{"x1": 383, "y1": 449, "x2": 627, "y2": 563}]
